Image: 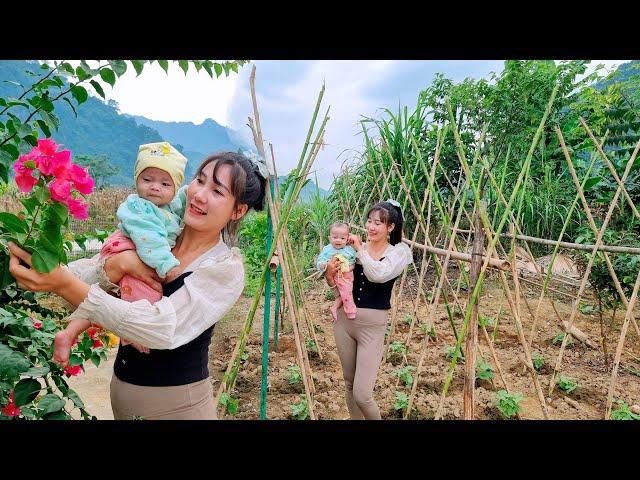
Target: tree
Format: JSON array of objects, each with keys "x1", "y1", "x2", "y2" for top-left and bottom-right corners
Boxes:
[{"x1": 74, "y1": 153, "x2": 120, "y2": 189}]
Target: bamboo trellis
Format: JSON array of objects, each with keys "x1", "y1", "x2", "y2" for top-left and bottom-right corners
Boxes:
[{"x1": 335, "y1": 86, "x2": 640, "y2": 420}]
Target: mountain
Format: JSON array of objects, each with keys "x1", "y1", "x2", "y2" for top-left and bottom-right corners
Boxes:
[
  {"x1": 276, "y1": 175, "x2": 328, "y2": 202},
  {"x1": 128, "y1": 116, "x2": 252, "y2": 180}
]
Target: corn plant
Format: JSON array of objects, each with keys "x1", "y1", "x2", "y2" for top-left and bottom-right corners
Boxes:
[{"x1": 496, "y1": 390, "x2": 523, "y2": 419}]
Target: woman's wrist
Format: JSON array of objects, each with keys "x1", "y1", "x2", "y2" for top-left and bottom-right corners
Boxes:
[{"x1": 56, "y1": 274, "x2": 91, "y2": 308}]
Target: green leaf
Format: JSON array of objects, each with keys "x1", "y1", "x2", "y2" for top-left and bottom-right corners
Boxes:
[
  {"x1": 230, "y1": 62, "x2": 238, "y2": 73},
  {"x1": 1, "y1": 143, "x2": 19, "y2": 159},
  {"x1": 63, "y1": 97, "x2": 77, "y2": 117},
  {"x1": 90, "y1": 353, "x2": 100, "y2": 368},
  {"x1": 131, "y1": 60, "x2": 144, "y2": 76},
  {"x1": 42, "y1": 410, "x2": 70, "y2": 420},
  {"x1": 24, "y1": 365, "x2": 50, "y2": 377},
  {"x1": 0, "y1": 212, "x2": 28, "y2": 234},
  {"x1": 38, "y1": 394, "x2": 66, "y2": 415},
  {"x1": 0, "y1": 344, "x2": 31, "y2": 381},
  {"x1": 158, "y1": 60, "x2": 169, "y2": 74},
  {"x1": 20, "y1": 196, "x2": 39, "y2": 215},
  {"x1": 68, "y1": 355, "x2": 83, "y2": 367},
  {"x1": 99, "y1": 68, "x2": 116, "y2": 86},
  {"x1": 90, "y1": 80, "x2": 105, "y2": 99},
  {"x1": 31, "y1": 247, "x2": 59, "y2": 273},
  {"x1": 178, "y1": 60, "x2": 189, "y2": 75},
  {"x1": 214, "y1": 63, "x2": 223, "y2": 78},
  {"x1": 36, "y1": 120, "x2": 51, "y2": 137},
  {"x1": 75, "y1": 66, "x2": 90, "y2": 81},
  {"x1": 50, "y1": 202, "x2": 69, "y2": 224},
  {"x1": 202, "y1": 61, "x2": 213, "y2": 77},
  {"x1": 109, "y1": 60, "x2": 127, "y2": 77},
  {"x1": 65, "y1": 388, "x2": 84, "y2": 409},
  {"x1": 13, "y1": 378, "x2": 42, "y2": 406},
  {"x1": 71, "y1": 85, "x2": 88, "y2": 105},
  {"x1": 583, "y1": 177, "x2": 601, "y2": 190}
]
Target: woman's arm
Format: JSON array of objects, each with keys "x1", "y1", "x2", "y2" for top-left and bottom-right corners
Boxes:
[
  {"x1": 8, "y1": 242, "x2": 235, "y2": 349},
  {"x1": 67, "y1": 248, "x2": 244, "y2": 349},
  {"x1": 357, "y1": 242, "x2": 413, "y2": 283},
  {"x1": 324, "y1": 256, "x2": 341, "y2": 288}
]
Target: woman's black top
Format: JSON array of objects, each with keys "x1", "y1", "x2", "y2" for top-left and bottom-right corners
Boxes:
[
  {"x1": 352, "y1": 260, "x2": 397, "y2": 310},
  {"x1": 113, "y1": 272, "x2": 215, "y2": 387}
]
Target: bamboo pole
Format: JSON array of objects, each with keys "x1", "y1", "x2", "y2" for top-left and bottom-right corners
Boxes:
[
  {"x1": 558, "y1": 127, "x2": 640, "y2": 340},
  {"x1": 500, "y1": 233, "x2": 640, "y2": 255},
  {"x1": 549, "y1": 134, "x2": 640, "y2": 396},
  {"x1": 463, "y1": 202, "x2": 485, "y2": 419}
]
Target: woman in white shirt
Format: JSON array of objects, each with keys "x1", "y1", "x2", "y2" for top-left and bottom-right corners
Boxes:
[
  {"x1": 325, "y1": 200, "x2": 413, "y2": 420},
  {"x1": 8, "y1": 152, "x2": 266, "y2": 420}
]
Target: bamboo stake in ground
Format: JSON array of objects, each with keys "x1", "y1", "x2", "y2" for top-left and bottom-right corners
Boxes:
[{"x1": 464, "y1": 202, "x2": 485, "y2": 419}]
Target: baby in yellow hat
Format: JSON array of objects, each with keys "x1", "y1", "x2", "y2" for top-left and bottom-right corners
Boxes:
[{"x1": 53, "y1": 142, "x2": 189, "y2": 364}]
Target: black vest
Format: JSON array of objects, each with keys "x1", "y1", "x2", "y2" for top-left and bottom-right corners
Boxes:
[
  {"x1": 352, "y1": 261, "x2": 397, "y2": 310},
  {"x1": 113, "y1": 272, "x2": 215, "y2": 387}
]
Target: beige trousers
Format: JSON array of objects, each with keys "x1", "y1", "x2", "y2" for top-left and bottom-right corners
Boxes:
[
  {"x1": 110, "y1": 375, "x2": 217, "y2": 420},
  {"x1": 333, "y1": 307, "x2": 388, "y2": 420}
]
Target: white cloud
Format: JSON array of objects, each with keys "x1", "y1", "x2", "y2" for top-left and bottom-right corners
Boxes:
[{"x1": 62, "y1": 60, "x2": 239, "y2": 125}]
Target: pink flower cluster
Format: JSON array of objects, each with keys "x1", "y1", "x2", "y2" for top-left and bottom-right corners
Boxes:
[{"x1": 12, "y1": 139, "x2": 94, "y2": 220}]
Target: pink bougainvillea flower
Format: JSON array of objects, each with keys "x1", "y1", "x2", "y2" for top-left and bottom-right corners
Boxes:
[
  {"x1": 49, "y1": 178, "x2": 72, "y2": 203},
  {"x1": 34, "y1": 138, "x2": 59, "y2": 156},
  {"x1": 13, "y1": 158, "x2": 38, "y2": 193},
  {"x1": 31, "y1": 316, "x2": 42, "y2": 330},
  {"x1": 14, "y1": 170, "x2": 38, "y2": 192},
  {"x1": 64, "y1": 365, "x2": 82, "y2": 377},
  {"x1": 36, "y1": 148, "x2": 71, "y2": 177},
  {"x1": 68, "y1": 164, "x2": 94, "y2": 194},
  {"x1": 66, "y1": 198, "x2": 89, "y2": 220},
  {"x1": 2, "y1": 392, "x2": 21, "y2": 417}
]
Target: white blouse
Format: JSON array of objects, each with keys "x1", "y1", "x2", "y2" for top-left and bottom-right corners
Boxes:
[
  {"x1": 66, "y1": 238, "x2": 245, "y2": 350},
  {"x1": 356, "y1": 242, "x2": 413, "y2": 283}
]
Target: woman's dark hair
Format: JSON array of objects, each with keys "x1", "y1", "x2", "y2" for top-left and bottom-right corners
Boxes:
[
  {"x1": 194, "y1": 151, "x2": 267, "y2": 244},
  {"x1": 366, "y1": 201, "x2": 404, "y2": 246}
]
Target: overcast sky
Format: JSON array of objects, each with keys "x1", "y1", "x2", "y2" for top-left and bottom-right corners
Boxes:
[{"x1": 92, "y1": 60, "x2": 626, "y2": 189}]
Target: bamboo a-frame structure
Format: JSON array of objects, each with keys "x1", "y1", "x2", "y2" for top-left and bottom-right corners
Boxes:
[{"x1": 334, "y1": 85, "x2": 640, "y2": 420}]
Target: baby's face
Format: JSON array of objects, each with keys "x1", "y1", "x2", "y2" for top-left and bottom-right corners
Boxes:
[
  {"x1": 329, "y1": 226, "x2": 348, "y2": 249},
  {"x1": 136, "y1": 167, "x2": 175, "y2": 206}
]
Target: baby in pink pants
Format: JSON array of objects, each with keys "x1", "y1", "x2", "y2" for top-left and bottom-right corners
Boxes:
[
  {"x1": 53, "y1": 142, "x2": 187, "y2": 364},
  {"x1": 317, "y1": 223, "x2": 357, "y2": 322}
]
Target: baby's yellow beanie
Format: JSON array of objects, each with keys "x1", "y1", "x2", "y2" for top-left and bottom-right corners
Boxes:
[{"x1": 135, "y1": 142, "x2": 188, "y2": 189}]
